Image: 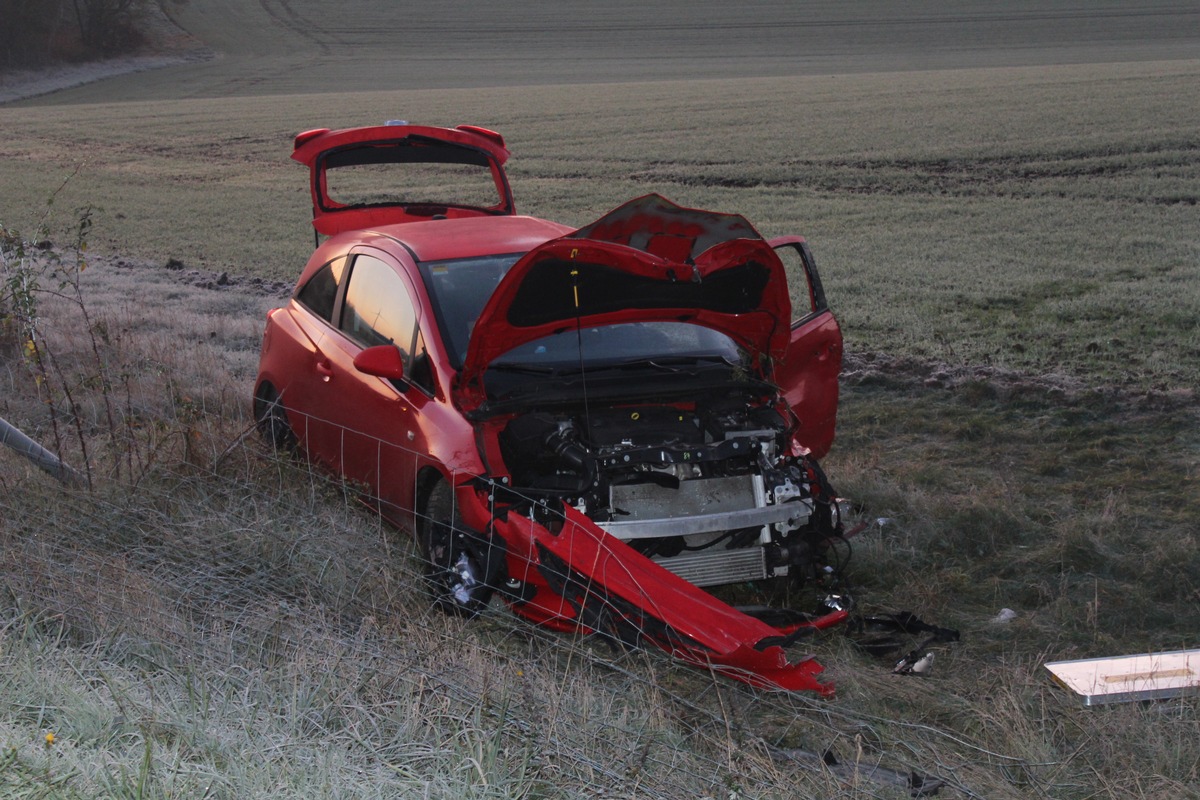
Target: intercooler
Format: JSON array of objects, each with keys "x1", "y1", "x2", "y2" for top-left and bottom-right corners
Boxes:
[{"x1": 653, "y1": 547, "x2": 769, "y2": 587}]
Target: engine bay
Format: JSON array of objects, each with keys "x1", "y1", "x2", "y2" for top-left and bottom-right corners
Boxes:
[{"x1": 497, "y1": 396, "x2": 842, "y2": 587}]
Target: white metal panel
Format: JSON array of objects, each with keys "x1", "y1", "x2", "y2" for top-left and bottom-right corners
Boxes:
[{"x1": 1045, "y1": 649, "x2": 1200, "y2": 706}]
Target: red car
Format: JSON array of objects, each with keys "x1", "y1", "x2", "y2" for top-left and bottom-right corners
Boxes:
[{"x1": 254, "y1": 123, "x2": 849, "y2": 693}]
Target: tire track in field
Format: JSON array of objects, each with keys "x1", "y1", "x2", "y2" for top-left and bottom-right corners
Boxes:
[
  {"x1": 621, "y1": 138, "x2": 1200, "y2": 206},
  {"x1": 258, "y1": 0, "x2": 341, "y2": 55},
  {"x1": 387, "y1": 5, "x2": 1200, "y2": 38}
]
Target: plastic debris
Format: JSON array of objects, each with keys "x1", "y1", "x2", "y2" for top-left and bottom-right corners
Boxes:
[
  {"x1": 773, "y1": 745, "x2": 945, "y2": 796},
  {"x1": 894, "y1": 651, "x2": 934, "y2": 675}
]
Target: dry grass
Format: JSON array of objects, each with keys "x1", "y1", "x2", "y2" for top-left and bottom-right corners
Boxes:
[
  {"x1": 6, "y1": 442, "x2": 1193, "y2": 799},
  {"x1": 2, "y1": 210, "x2": 1197, "y2": 799},
  {"x1": 1, "y1": 455, "x2": 924, "y2": 799},
  {"x1": 0, "y1": 249, "x2": 283, "y2": 486}
]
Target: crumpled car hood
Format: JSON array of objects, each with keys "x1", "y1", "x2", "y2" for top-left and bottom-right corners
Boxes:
[{"x1": 455, "y1": 195, "x2": 793, "y2": 413}]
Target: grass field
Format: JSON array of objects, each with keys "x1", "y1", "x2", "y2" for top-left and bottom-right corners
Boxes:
[
  {"x1": 2, "y1": 3, "x2": 1199, "y2": 798},
  {"x1": 4, "y1": 61, "x2": 1198, "y2": 389}
]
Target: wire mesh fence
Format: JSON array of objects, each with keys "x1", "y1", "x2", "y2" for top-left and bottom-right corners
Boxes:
[{"x1": 2, "y1": 427, "x2": 1010, "y2": 799}]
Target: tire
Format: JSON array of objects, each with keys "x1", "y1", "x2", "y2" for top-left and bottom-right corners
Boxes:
[
  {"x1": 253, "y1": 382, "x2": 297, "y2": 451},
  {"x1": 416, "y1": 479, "x2": 497, "y2": 617}
]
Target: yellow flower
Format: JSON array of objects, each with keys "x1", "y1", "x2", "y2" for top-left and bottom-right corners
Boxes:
[{"x1": 44, "y1": 732, "x2": 55, "y2": 746}]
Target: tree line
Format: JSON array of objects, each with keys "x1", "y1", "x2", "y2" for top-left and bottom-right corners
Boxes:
[{"x1": 1, "y1": 0, "x2": 149, "y2": 70}]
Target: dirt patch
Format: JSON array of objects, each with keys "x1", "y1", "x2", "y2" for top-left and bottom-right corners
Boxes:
[
  {"x1": 843, "y1": 349, "x2": 1198, "y2": 417},
  {"x1": 844, "y1": 349, "x2": 1088, "y2": 399},
  {"x1": 118, "y1": 253, "x2": 293, "y2": 298}
]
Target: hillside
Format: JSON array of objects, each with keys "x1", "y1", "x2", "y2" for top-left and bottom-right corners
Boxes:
[{"x1": 7, "y1": 0, "x2": 1199, "y2": 104}]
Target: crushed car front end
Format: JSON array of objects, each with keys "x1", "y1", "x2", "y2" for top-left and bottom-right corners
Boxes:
[{"x1": 431, "y1": 195, "x2": 852, "y2": 693}]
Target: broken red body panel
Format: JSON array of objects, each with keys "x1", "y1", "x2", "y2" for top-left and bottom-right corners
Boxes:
[{"x1": 454, "y1": 482, "x2": 842, "y2": 694}]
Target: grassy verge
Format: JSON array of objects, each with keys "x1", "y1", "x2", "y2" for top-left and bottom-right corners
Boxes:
[
  {"x1": 2, "y1": 388, "x2": 1195, "y2": 799},
  {"x1": 834, "y1": 366, "x2": 1199, "y2": 651}
]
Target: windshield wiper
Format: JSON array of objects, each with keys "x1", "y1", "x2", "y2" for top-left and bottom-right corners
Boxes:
[{"x1": 625, "y1": 354, "x2": 741, "y2": 371}]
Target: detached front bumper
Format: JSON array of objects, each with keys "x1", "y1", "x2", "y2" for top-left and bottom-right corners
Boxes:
[{"x1": 473, "y1": 491, "x2": 845, "y2": 695}]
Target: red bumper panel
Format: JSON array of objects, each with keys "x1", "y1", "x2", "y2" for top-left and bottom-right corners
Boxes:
[{"x1": 490, "y1": 501, "x2": 840, "y2": 696}]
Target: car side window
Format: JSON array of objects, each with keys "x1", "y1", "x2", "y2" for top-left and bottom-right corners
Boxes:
[
  {"x1": 340, "y1": 252, "x2": 421, "y2": 370},
  {"x1": 295, "y1": 256, "x2": 348, "y2": 322}
]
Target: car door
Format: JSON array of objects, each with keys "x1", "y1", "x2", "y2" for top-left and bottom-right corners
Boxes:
[
  {"x1": 314, "y1": 249, "x2": 434, "y2": 517},
  {"x1": 770, "y1": 237, "x2": 842, "y2": 459},
  {"x1": 274, "y1": 254, "x2": 351, "y2": 467}
]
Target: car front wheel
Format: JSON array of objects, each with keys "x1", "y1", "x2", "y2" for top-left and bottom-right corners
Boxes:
[{"x1": 416, "y1": 479, "x2": 498, "y2": 617}]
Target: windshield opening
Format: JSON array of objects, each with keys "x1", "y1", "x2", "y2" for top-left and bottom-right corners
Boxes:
[
  {"x1": 420, "y1": 254, "x2": 753, "y2": 374},
  {"x1": 419, "y1": 253, "x2": 524, "y2": 367}
]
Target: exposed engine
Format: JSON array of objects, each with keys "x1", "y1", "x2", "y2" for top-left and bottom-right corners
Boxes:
[{"x1": 497, "y1": 397, "x2": 843, "y2": 588}]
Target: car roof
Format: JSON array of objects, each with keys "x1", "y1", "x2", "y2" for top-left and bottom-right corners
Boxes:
[
  {"x1": 376, "y1": 215, "x2": 573, "y2": 262},
  {"x1": 296, "y1": 215, "x2": 572, "y2": 288}
]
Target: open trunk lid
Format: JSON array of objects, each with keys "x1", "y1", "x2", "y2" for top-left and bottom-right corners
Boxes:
[{"x1": 292, "y1": 123, "x2": 515, "y2": 236}]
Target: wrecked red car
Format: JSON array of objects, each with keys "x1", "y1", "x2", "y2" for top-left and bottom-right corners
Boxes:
[{"x1": 254, "y1": 123, "x2": 849, "y2": 693}]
